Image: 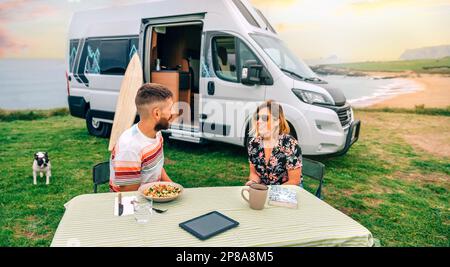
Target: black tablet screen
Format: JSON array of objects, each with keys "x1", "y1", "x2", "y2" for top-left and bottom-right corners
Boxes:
[{"x1": 180, "y1": 211, "x2": 239, "y2": 240}]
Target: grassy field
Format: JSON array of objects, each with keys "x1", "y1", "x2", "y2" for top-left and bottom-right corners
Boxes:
[
  {"x1": 355, "y1": 106, "x2": 450, "y2": 117},
  {"x1": 0, "y1": 111, "x2": 449, "y2": 247},
  {"x1": 0, "y1": 108, "x2": 68, "y2": 122},
  {"x1": 328, "y1": 57, "x2": 450, "y2": 74}
]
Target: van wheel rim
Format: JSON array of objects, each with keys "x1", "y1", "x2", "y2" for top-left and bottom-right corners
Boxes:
[{"x1": 92, "y1": 118, "x2": 101, "y2": 129}]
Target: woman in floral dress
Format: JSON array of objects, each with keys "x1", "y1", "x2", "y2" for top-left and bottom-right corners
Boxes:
[{"x1": 246, "y1": 100, "x2": 303, "y2": 186}]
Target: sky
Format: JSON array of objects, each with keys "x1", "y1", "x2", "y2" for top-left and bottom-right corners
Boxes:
[{"x1": 1, "y1": 0, "x2": 450, "y2": 62}]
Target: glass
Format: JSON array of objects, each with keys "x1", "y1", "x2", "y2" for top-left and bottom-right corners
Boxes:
[
  {"x1": 133, "y1": 198, "x2": 153, "y2": 224},
  {"x1": 238, "y1": 39, "x2": 260, "y2": 73},
  {"x1": 129, "y1": 37, "x2": 139, "y2": 60},
  {"x1": 99, "y1": 39, "x2": 129, "y2": 75},
  {"x1": 232, "y1": 0, "x2": 260, "y2": 28},
  {"x1": 255, "y1": 9, "x2": 276, "y2": 33},
  {"x1": 212, "y1": 36, "x2": 238, "y2": 82},
  {"x1": 251, "y1": 34, "x2": 318, "y2": 79},
  {"x1": 69, "y1": 39, "x2": 79, "y2": 73},
  {"x1": 257, "y1": 114, "x2": 269, "y2": 122},
  {"x1": 78, "y1": 39, "x2": 101, "y2": 75}
]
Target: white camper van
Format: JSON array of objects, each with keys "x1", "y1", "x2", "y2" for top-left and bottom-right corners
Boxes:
[{"x1": 66, "y1": 0, "x2": 360, "y2": 156}]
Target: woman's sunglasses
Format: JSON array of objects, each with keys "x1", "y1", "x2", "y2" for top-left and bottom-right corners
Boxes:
[{"x1": 256, "y1": 114, "x2": 270, "y2": 122}]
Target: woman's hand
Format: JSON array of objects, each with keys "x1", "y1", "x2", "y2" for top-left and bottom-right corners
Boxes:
[{"x1": 246, "y1": 163, "x2": 261, "y2": 186}]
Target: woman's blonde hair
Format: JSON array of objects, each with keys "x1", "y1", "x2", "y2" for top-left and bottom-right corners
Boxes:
[{"x1": 250, "y1": 100, "x2": 290, "y2": 137}]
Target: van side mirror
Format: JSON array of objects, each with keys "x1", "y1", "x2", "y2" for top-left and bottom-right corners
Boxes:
[
  {"x1": 241, "y1": 60, "x2": 263, "y2": 85},
  {"x1": 241, "y1": 60, "x2": 273, "y2": 86}
]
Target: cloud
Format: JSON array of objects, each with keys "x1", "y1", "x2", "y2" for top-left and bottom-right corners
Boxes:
[
  {"x1": 345, "y1": 0, "x2": 450, "y2": 13},
  {"x1": 251, "y1": 0, "x2": 297, "y2": 7},
  {"x1": 0, "y1": 0, "x2": 25, "y2": 13},
  {"x1": 0, "y1": 0, "x2": 148, "y2": 58},
  {"x1": 0, "y1": 28, "x2": 27, "y2": 57},
  {"x1": 0, "y1": 0, "x2": 58, "y2": 57},
  {"x1": 0, "y1": 0, "x2": 57, "y2": 22}
]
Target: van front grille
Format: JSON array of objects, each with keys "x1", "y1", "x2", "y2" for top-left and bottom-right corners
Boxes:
[
  {"x1": 316, "y1": 103, "x2": 352, "y2": 127},
  {"x1": 336, "y1": 106, "x2": 352, "y2": 126}
]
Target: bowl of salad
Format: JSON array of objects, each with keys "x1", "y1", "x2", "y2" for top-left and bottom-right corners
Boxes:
[{"x1": 138, "y1": 182, "x2": 184, "y2": 202}]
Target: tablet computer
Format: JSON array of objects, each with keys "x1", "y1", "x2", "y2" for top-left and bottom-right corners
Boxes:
[{"x1": 179, "y1": 211, "x2": 239, "y2": 240}]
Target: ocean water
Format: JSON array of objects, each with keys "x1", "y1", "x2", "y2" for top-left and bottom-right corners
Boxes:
[
  {"x1": 0, "y1": 59, "x2": 422, "y2": 110},
  {"x1": 0, "y1": 59, "x2": 67, "y2": 110},
  {"x1": 321, "y1": 74, "x2": 423, "y2": 107}
]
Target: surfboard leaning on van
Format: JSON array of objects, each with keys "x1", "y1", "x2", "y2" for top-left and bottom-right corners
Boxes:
[{"x1": 65, "y1": 0, "x2": 360, "y2": 157}]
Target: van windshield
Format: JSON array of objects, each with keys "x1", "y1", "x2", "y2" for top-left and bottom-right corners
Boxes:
[{"x1": 251, "y1": 34, "x2": 318, "y2": 80}]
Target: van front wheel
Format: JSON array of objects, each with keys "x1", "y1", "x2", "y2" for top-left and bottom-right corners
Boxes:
[
  {"x1": 85, "y1": 109, "x2": 112, "y2": 138},
  {"x1": 288, "y1": 122, "x2": 298, "y2": 140}
]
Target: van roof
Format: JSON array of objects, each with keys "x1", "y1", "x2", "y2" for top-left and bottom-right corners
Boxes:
[{"x1": 68, "y1": 0, "x2": 277, "y2": 39}]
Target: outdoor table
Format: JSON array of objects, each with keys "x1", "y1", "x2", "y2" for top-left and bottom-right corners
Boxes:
[{"x1": 51, "y1": 186, "x2": 374, "y2": 247}]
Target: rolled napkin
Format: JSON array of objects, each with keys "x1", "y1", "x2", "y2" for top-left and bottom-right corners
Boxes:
[{"x1": 114, "y1": 195, "x2": 137, "y2": 216}]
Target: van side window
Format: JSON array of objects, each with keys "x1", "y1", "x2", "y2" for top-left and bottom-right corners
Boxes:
[
  {"x1": 77, "y1": 36, "x2": 139, "y2": 78},
  {"x1": 237, "y1": 39, "x2": 260, "y2": 79},
  {"x1": 69, "y1": 39, "x2": 79, "y2": 73},
  {"x1": 255, "y1": 9, "x2": 276, "y2": 34},
  {"x1": 80, "y1": 39, "x2": 101, "y2": 75},
  {"x1": 232, "y1": 0, "x2": 260, "y2": 28},
  {"x1": 100, "y1": 39, "x2": 129, "y2": 75},
  {"x1": 129, "y1": 38, "x2": 139, "y2": 59},
  {"x1": 212, "y1": 36, "x2": 262, "y2": 83},
  {"x1": 212, "y1": 36, "x2": 238, "y2": 82}
]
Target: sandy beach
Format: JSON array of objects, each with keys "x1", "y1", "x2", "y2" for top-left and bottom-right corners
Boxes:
[{"x1": 366, "y1": 72, "x2": 450, "y2": 109}]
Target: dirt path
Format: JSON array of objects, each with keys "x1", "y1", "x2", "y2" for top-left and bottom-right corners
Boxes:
[{"x1": 356, "y1": 111, "x2": 450, "y2": 158}]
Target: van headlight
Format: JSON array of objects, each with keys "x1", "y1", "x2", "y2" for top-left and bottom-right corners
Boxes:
[{"x1": 292, "y1": 88, "x2": 334, "y2": 105}]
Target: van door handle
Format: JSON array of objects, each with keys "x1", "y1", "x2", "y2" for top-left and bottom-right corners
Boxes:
[
  {"x1": 199, "y1": 114, "x2": 208, "y2": 119},
  {"x1": 207, "y1": 81, "x2": 215, "y2": 95}
]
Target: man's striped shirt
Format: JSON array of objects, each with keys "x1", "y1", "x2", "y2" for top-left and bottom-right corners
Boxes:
[{"x1": 109, "y1": 124, "x2": 164, "y2": 191}]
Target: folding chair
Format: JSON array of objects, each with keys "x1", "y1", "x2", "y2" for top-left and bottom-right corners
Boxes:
[
  {"x1": 93, "y1": 161, "x2": 110, "y2": 193},
  {"x1": 301, "y1": 158, "x2": 325, "y2": 199}
]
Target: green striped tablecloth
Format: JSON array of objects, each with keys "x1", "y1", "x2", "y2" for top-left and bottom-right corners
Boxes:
[{"x1": 51, "y1": 186, "x2": 374, "y2": 247}]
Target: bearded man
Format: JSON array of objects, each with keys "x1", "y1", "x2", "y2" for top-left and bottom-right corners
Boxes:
[{"x1": 109, "y1": 83, "x2": 176, "y2": 192}]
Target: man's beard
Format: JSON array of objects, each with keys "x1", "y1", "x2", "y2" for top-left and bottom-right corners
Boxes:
[{"x1": 154, "y1": 116, "x2": 171, "y2": 131}]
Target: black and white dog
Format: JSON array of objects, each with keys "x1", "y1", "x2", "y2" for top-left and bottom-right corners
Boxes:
[{"x1": 33, "y1": 152, "x2": 51, "y2": 185}]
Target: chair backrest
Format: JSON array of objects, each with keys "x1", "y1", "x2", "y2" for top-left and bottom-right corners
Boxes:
[
  {"x1": 302, "y1": 158, "x2": 325, "y2": 198},
  {"x1": 93, "y1": 161, "x2": 110, "y2": 193},
  {"x1": 302, "y1": 158, "x2": 325, "y2": 181}
]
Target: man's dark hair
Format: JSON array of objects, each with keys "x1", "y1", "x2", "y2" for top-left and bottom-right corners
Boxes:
[{"x1": 135, "y1": 83, "x2": 173, "y2": 117}]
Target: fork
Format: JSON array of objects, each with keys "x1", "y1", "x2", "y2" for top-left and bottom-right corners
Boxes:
[{"x1": 152, "y1": 207, "x2": 168, "y2": 213}]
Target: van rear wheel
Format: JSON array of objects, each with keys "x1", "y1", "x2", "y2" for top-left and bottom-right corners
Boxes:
[{"x1": 86, "y1": 109, "x2": 112, "y2": 138}]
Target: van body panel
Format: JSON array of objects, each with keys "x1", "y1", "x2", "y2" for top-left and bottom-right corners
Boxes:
[
  {"x1": 83, "y1": 75, "x2": 122, "y2": 113},
  {"x1": 262, "y1": 60, "x2": 351, "y2": 155},
  {"x1": 199, "y1": 30, "x2": 267, "y2": 146}
]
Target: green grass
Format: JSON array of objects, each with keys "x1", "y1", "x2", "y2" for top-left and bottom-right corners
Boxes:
[
  {"x1": 0, "y1": 111, "x2": 449, "y2": 247},
  {"x1": 0, "y1": 108, "x2": 69, "y2": 122},
  {"x1": 328, "y1": 57, "x2": 450, "y2": 74},
  {"x1": 355, "y1": 105, "x2": 450, "y2": 117}
]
